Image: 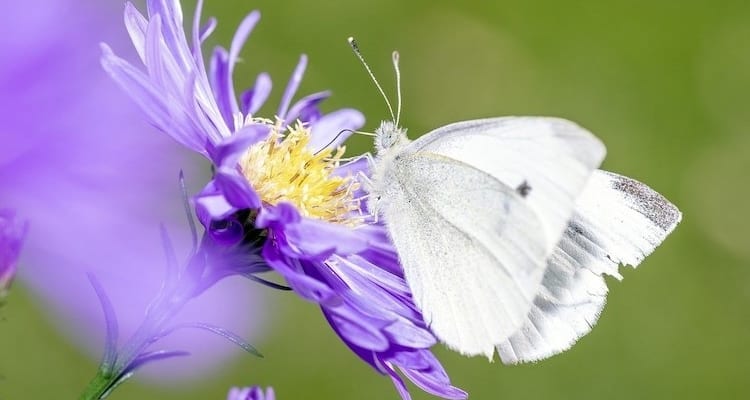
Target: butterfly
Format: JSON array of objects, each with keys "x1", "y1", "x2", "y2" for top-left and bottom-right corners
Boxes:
[{"x1": 349, "y1": 38, "x2": 682, "y2": 362}]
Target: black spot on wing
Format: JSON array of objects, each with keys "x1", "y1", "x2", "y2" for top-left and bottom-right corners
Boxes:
[{"x1": 516, "y1": 180, "x2": 532, "y2": 197}]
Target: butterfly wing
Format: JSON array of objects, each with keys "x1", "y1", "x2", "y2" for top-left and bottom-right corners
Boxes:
[
  {"x1": 496, "y1": 170, "x2": 682, "y2": 364},
  {"x1": 380, "y1": 153, "x2": 548, "y2": 359},
  {"x1": 409, "y1": 117, "x2": 607, "y2": 257}
]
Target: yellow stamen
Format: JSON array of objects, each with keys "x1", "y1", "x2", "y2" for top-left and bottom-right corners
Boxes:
[{"x1": 239, "y1": 121, "x2": 360, "y2": 225}]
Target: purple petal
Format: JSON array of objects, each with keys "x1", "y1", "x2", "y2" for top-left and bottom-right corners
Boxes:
[
  {"x1": 386, "y1": 348, "x2": 432, "y2": 371},
  {"x1": 308, "y1": 109, "x2": 366, "y2": 153},
  {"x1": 86, "y1": 273, "x2": 120, "y2": 371},
  {"x1": 228, "y1": 11, "x2": 261, "y2": 68},
  {"x1": 209, "y1": 8, "x2": 262, "y2": 127},
  {"x1": 190, "y1": 0, "x2": 210, "y2": 84},
  {"x1": 400, "y1": 362, "x2": 468, "y2": 400},
  {"x1": 207, "y1": 124, "x2": 270, "y2": 167},
  {"x1": 255, "y1": 203, "x2": 302, "y2": 228},
  {"x1": 333, "y1": 264, "x2": 413, "y2": 321},
  {"x1": 214, "y1": 168, "x2": 261, "y2": 210},
  {"x1": 332, "y1": 255, "x2": 414, "y2": 306},
  {"x1": 145, "y1": 16, "x2": 192, "y2": 109},
  {"x1": 210, "y1": 47, "x2": 235, "y2": 128},
  {"x1": 195, "y1": 181, "x2": 237, "y2": 224},
  {"x1": 276, "y1": 54, "x2": 307, "y2": 120},
  {"x1": 325, "y1": 305, "x2": 391, "y2": 352},
  {"x1": 100, "y1": 44, "x2": 207, "y2": 155},
  {"x1": 383, "y1": 321, "x2": 437, "y2": 349},
  {"x1": 241, "y1": 73, "x2": 272, "y2": 115},
  {"x1": 195, "y1": 194, "x2": 236, "y2": 225},
  {"x1": 124, "y1": 2, "x2": 148, "y2": 62},
  {"x1": 262, "y1": 243, "x2": 337, "y2": 304},
  {"x1": 285, "y1": 91, "x2": 330, "y2": 124},
  {"x1": 199, "y1": 18, "x2": 217, "y2": 44},
  {"x1": 208, "y1": 217, "x2": 245, "y2": 246},
  {"x1": 0, "y1": 210, "x2": 26, "y2": 290},
  {"x1": 227, "y1": 386, "x2": 275, "y2": 400},
  {"x1": 146, "y1": 0, "x2": 192, "y2": 71},
  {"x1": 274, "y1": 214, "x2": 373, "y2": 259},
  {"x1": 127, "y1": 350, "x2": 191, "y2": 375},
  {"x1": 377, "y1": 359, "x2": 413, "y2": 400}
]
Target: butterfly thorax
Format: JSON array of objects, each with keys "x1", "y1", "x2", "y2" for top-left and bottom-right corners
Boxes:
[{"x1": 367, "y1": 121, "x2": 412, "y2": 218}]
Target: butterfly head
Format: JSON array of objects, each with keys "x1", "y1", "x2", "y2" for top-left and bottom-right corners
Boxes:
[{"x1": 374, "y1": 120, "x2": 409, "y2": 154}]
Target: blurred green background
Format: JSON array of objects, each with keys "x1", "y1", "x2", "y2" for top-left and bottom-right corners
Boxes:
[{"x1": 2, "y1": 0, "x2": 750, "y2": 398}]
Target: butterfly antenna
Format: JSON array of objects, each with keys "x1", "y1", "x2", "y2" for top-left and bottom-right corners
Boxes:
[
  {"x1": 348, "y1": 37, "x2": 396, "y2": 123},
  {"x1": 392, "y1": 51, "x2": 402, "y2": 127},
  {"x1": 314, "y1": 129, "x2": 376, "y2": 155}
]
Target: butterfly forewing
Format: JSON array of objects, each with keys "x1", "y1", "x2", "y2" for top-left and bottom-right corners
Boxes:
[
  {"x1": 381, "y1": 152, "x2": 548, "y2": 358},
  {"x1": 409, "y1": 117, "x2": 607, "y2": 257}
]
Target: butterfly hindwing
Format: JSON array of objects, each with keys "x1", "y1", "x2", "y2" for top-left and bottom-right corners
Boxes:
[{"x1": 497, "y1": 170, "x2": 682, "y2": 363}]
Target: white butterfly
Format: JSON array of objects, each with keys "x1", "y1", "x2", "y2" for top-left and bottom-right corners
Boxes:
[{"x1": 349, "y1": 38, "x2": 682, "y2": 362}]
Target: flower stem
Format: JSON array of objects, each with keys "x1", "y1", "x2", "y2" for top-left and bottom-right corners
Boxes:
[
  {"x1": 78, "y1": 369, "x2": 118, "y2": 400},
  {"x1": 77, "y1": 255, "x2": 200, "y2": 399}
]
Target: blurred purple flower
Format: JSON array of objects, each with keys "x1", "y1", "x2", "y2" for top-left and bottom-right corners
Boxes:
[
  {"x1": 228, "y1": 386, "x2": 275, "y2": 400},
  {"x1": 0, "y1": 210, "x2": 27, "y2": 300},
  {"x1": 101, "y1": 0, "x2": 465, "y2": 398},
  {"x1": 0, "y1": 0, "x2": 265, "y2": 383}
]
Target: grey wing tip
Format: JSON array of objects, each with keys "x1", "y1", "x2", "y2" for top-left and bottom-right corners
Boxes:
[{"x1": 605, "y1": 171, "x2": 682, "y2": 233}]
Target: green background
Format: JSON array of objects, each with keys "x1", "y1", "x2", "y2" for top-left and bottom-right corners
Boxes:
[{"x1": 3, "y1": 0, "x2": 750, "y2": 398}]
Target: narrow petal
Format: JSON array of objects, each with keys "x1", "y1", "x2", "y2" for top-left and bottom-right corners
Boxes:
[
  {"x1": 228, "y1": 11, "x2": 261, "y2": 68},
  {"x1": 325, "y1": 306, "x2": 391, "y2": 352},
  {"x1": 262, "y1": 243, "x2": 337, "y2": 304},
  {"x1": 199, "y1": 17, "x2": 217, "y2": 44},
  {"x1": 383, "y1": 321, "x2": 437, "y2": 349},
  {"x1": 285, "y1": 91, "x2": 330, "y2": 124},
  {"x1": 399, "y1": 360, "x2": 468, "y2": 400},
  {"x1": 280, "y1": 216, "x2": 372, "y2": 259},
  {"x1": 386, "y1": 349, "x2": 432, "y2": 371},
  {"x1": 206, "y1": 10, "x2": 261, "y2": 126},
  {"x1": 0, "y1": 211, "x2": 26, "y2": 295},
  {"x1": 214, "y1": 168, "x2": 261, "y2": 210},
  {"x1": 207, "y1": 124, "x2": 270, "y2": 167},
  {"x1": 146, "y1": 0, "x2": 192, "y2": 71},
  {"x1": 145, "y1": 15, "x2": 189, "y2": 104},
  {"x1": 194, "y1": 182, "x2": 237, "y2": 224},
  {"x1": 210, "y1": 47, "x2": 235, "y2": 127},
  {"x1": 100, "y1": 45, "x2": 206, "y2": 155},
  {"x1": 191, "y1": 0, "x2": 209, "y2": 76},
  {"x1": 241, "y1": 73, "x2": 272, "y2": 115},
  {"x1": 276, "y1": 54, "x2": 307, "y2": 120},
  {"x1": 254, "y1": 203, "x2": 302, "y2": 228},
  {"x1": 124, "y1": 2, "x2": 148, "y2": 62},
  {"x1": 378, "y1": 360, "x2": 413, "y2": 400}
]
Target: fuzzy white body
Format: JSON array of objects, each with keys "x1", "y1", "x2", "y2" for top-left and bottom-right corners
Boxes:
[{"x1": 366, "y1": 117, "x2": 681, "y2": 361}]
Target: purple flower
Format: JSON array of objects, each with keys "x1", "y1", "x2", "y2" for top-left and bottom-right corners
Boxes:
[
  {"x1": 0, "y1": 210, "x2": 26, "y2": 300},
  {"x1": 228, "y1": 386, "x2": 275, "y2": 400},
  {"x1": 102, "y1": 1, "x2": 465, "y2": 398},
  {"x1": 0, "y1": 0, "x2": 265, "y2": 383}
]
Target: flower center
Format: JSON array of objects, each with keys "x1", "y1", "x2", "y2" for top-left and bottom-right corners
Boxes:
[{"x1": 239, "y1": 121, "x2": 360, "y2": 225}]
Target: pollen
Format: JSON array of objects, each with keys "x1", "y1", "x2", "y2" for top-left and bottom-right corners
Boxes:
[{"x1": 239, "y1": 121, "x2": 361, "y2": 225}]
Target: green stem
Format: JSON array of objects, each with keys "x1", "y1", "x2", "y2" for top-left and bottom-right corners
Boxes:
[{"x1": 78, "y1": 369, "x2": 118, "y2": 400}]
